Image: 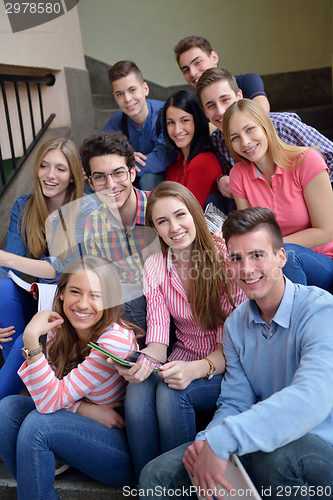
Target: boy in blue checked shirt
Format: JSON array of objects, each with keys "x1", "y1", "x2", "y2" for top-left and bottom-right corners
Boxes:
[
  {"x1": 81, "y1": 130, "x2": 160, "y2": 332},
  {"x1": 101, "y1": 61, "x2": 173, "y2": 191},
  {"x1": 196, "y1": 67, "x2": 333, "y2": 213}
]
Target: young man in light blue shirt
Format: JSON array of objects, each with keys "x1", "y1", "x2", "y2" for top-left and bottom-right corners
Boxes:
[{"x1": 139, "y1": 207, "x2": 333, "y2": 499}]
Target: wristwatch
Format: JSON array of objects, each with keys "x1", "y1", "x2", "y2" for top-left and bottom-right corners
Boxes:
[
  {"x1": 21, "y1": 343, "x2": 43, "y2": 360},
  {"x1": 203, "y1": 357, "x2": 216, "y2": 380}
]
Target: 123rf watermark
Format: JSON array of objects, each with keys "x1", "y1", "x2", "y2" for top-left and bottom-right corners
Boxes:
[
  {"x1": 123, "y1": 485, "x2": 258, "y2": 497},
  {"x1": 3, "y1": 0, "x2": 79, "y2": 33}
]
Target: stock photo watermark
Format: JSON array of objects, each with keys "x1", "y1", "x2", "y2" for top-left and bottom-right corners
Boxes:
[{"x1": 3, "y1": 0, "x2": 79, "y2": 33}]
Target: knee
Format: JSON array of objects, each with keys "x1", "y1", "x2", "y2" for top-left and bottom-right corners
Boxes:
[
  {"x1": 139, "y1": 443, "x2": 192, "y2": 493},
  {"x1": 125, "y1": 374, "x2": 158, "y2": 414},
  {"x1": 156, "y1": 380, "x2": 187, "y2": 410}
]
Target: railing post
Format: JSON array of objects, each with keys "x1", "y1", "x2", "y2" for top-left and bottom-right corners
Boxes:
[{"x1": 0, "y1": 73, "x2": 56, "y2": 196}]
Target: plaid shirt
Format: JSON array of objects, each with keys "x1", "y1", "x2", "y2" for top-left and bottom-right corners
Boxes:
[
  {"x1": 84, "y1": 188, "x2": 150, "y2": 284},
  {"x1": 212, "y1": 112, "x2": 333, "y2": 181}
]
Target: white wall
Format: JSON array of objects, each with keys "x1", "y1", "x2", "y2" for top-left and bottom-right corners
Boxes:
[
  {"x1": 0, "y1": 3, "x2": 86, "y2": 157},
  {"x1": 77, "y1": 0, "x2": 332, "y2": 87}
]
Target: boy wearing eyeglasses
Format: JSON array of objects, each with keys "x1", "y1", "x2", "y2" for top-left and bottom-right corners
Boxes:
[
  {"x1": 100, "y1": 60, "x2": 172, "y2": 191},
  {"x1": 81, "y1": 130, "x2": 158, "y2": 332}
]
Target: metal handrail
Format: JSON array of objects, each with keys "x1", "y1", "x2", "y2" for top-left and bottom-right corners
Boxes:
[{"x1": 0, "y1": 72, "x2": 56, "y2": 197}]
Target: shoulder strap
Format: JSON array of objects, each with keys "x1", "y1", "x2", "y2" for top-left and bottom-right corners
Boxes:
[{"x1": 121, "y1": 112, "x2": 129, "y2": 139}]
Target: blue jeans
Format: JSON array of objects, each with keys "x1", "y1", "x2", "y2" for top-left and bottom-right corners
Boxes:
[
  {"x1": 125, "y1": 372, "x2": 222, "y2": 481},
  {"x1": 136, "y1": 172, "x2": 166, "y2": 191},
  {"x1": 139, "y1": 434, "x2": 333, "y2": 500},
  {"x1": 0, "y1": 395, "x2": 135, "y2": 499},
  {"x1": 0, "y1": 279, "x2": 37, "y2": 398},
  {"x1": 284, "y1": 244, "x2": 333, "y2": 293}
]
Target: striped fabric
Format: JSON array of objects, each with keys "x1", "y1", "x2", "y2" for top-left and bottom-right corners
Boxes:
[
  {"x1": 18, "y1": 323, "x2": 137, "y2": 413},
  {"x1": 84, "y1": 188, "x2": 149, "y2": 284},
  {"x1": 143, "y1": 242, "x2": 247, "y2": 362}
]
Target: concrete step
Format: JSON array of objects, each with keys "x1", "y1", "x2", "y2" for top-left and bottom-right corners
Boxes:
[
  {"x1": 0, "y1": 460, "x2": 135, "y2": 499},
  {"x1": 293, "y1": 105, "x2": 333, "y2": 138},
  {"x1": 92, "y1": 94, "x2": 117, "y2": 109},
  {"x1": 94, "y1": 107, "x2": 119, "y2": 131}
]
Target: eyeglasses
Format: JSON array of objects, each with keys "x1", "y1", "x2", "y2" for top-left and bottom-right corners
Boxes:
[{"x1": 90, "y1": 169, "x2": 130, "y2": 186}]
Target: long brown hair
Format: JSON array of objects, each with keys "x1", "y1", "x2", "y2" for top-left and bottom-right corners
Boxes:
[
  {"x1": 145, "y1": 181, "x2": 235, "y2": 331},
  {"x1": 223, "y1": 99, "x2": 313, "y2": 169},
  {"x1": 48, "y1": 255, "x2": 135, "y2": 379},
  {"x1": 20, "y1": 138, "x2": 84, "y2": 259}
]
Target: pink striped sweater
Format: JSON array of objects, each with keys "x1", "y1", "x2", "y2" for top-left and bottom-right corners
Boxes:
[{"x1": 18, "y1": 323, "x2": 137, "y2": 413}]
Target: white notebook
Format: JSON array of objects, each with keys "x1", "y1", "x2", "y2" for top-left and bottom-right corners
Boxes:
[
  {"x1": 187, "y1": 453, "x2": 262, "y2": 499},
  {"x1": 7, "y1": 270, "x2": 57, "y2": 311}
]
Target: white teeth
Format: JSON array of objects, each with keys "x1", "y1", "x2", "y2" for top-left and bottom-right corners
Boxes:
[
  {"x1": 245, "y1": 145, "x2": 257, "y2": 154},
  {"x1": 44, "y1": 181, "x2": 57, "y2": 186},
  {"x1": 244, "y1": 277, "x2": 261, "y2": 284},
  {"x1": 175, "y1": 135, "x2": 187, "y2": 139},
  {"x1": 172, "y1": 232, "x2": 186, "y2": 241},
  {"x1": 73, "y1": 311, "x2": 92, "y2": 318},
  {"x1": 105, "y1": 191, "x2": 121, "y2": 197}
]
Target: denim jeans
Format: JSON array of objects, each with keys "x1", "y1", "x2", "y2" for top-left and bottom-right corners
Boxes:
[
  {"x1": 139, "y1": 434, "x2": 333, "y2": 500},
  {"x1": 284, "y1": 244, "x2": 333, "y2": 293},
  {"x1": 125, "y1": 372, "x2": 222, "y2": 481},
  {"x1": 0, "y1": 279, "x2": 37, "y2": 399},
  {"x1": 0, "y1": 395, "x2": 135, "y2": 499},
  {"x1": 136, "y1": 172, "x2": 166, "y2": 191}
]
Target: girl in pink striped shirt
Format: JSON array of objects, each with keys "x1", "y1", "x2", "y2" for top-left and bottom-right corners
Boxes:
[
  {"x1": 113, "y1": 182, "x2": 246, "y2": 480},
  {"x1": 0, "y1": 255, "x2": 139, "y2": 498}
]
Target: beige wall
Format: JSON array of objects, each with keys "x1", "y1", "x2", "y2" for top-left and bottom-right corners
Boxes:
[
  {"x1": 0, "y1": 3, "x2": 86, "y2": 157},
  {"x1": 78, "y1": 0, "x2": 332, "y2": 87}
]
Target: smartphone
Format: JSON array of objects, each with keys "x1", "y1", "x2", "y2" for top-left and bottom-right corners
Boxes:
[{"x1": 88, "y1": 342, "x2": 163, "y2": 371}]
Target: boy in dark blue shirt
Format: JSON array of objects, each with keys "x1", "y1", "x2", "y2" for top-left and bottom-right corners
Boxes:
[{"x1": 101, "y1": 60, "x2": 172, "y2": 190}]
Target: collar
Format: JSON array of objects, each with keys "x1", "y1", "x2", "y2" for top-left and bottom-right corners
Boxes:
[
  {"x1": 166, "y1": 247, "x2": 174, "y2": 272},
  {"x1": 248, "y1": 277, "x2": 296, "y2": 328}
]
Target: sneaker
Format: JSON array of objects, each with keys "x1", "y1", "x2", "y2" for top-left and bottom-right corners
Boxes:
[{"x1": 55, "y1": 460, "x2": 70, "y2": 476}]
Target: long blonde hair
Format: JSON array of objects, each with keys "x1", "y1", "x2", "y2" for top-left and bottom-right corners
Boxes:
[
  {"x1": 20, "y1": 138, "x2": 84, "y2": 260},
  {"x1": 145, "y1": 182, "x2": 235, "y2": 331},
  {"x1": 48, "y1": 255, "x2": 140, "y2": 379},
  {"x1": 223, "y1": 99, "x2": 313, "y2": 169}
]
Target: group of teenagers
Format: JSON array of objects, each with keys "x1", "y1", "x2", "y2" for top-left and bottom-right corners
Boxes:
[{"x1": 0, "y1": 35, "x2": 333, "y2": 499}]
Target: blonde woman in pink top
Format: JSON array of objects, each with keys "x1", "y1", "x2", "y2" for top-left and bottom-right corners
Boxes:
[
  {"x1": 0, "y1": 255, "x2": 139, "y2": 498},
  {"x1": 223, "y1": 99, "x2": 333, "y2": 293}
]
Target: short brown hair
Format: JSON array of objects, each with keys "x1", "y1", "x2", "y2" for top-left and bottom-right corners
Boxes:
[
  {"x1": 174, "y1": 36, "x2": 213, "y2": 64},
  {"x1": 223, "y1": 207, "x2": 284, "y2": 252},
  {"x1": 80, "y1": 131, "x2": 135, "y2": 177},
  {"x1": 196, "y1": 67, "x2": 240, "y2": 104},
  {"x1": 108, "y1": 60, "x2": 144, "y2": 88}
]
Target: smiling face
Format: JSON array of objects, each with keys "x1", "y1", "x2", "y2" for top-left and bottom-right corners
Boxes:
[
  {"x1": 60, "y1": 270, "x2": 104, "y2": 343},
  {"x1": 112, "y1": 73, "x2": 149, "y2": 127},
  {"x1": 227, "y1": 228, "x2": 286, "y2": 314},
  {"x1": 228, "y1": 110, "x2": 270, "y2": 167},
  {"x1": 38, "y1": 149, "x2": 72, "y2": 207},
  {"x1": 200, "y1": 80, "x2": 242, "y2": 131},
  {"x1": 178, "y1": 47, "x2": 218, "y2": 88},
  {"x1": 150, "y1": 196, "x2": 196, "y2": 256},
  {"x1": 88, "y1": 153, "x2": 136, "y2": 214},
  {"x1": 166, "y1": 106, "x2": 195, "y2": 159}
]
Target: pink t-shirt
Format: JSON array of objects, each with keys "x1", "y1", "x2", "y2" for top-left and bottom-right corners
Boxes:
[{"x1": 229, "y1": 149, "x2": 333, "y2": 257}]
